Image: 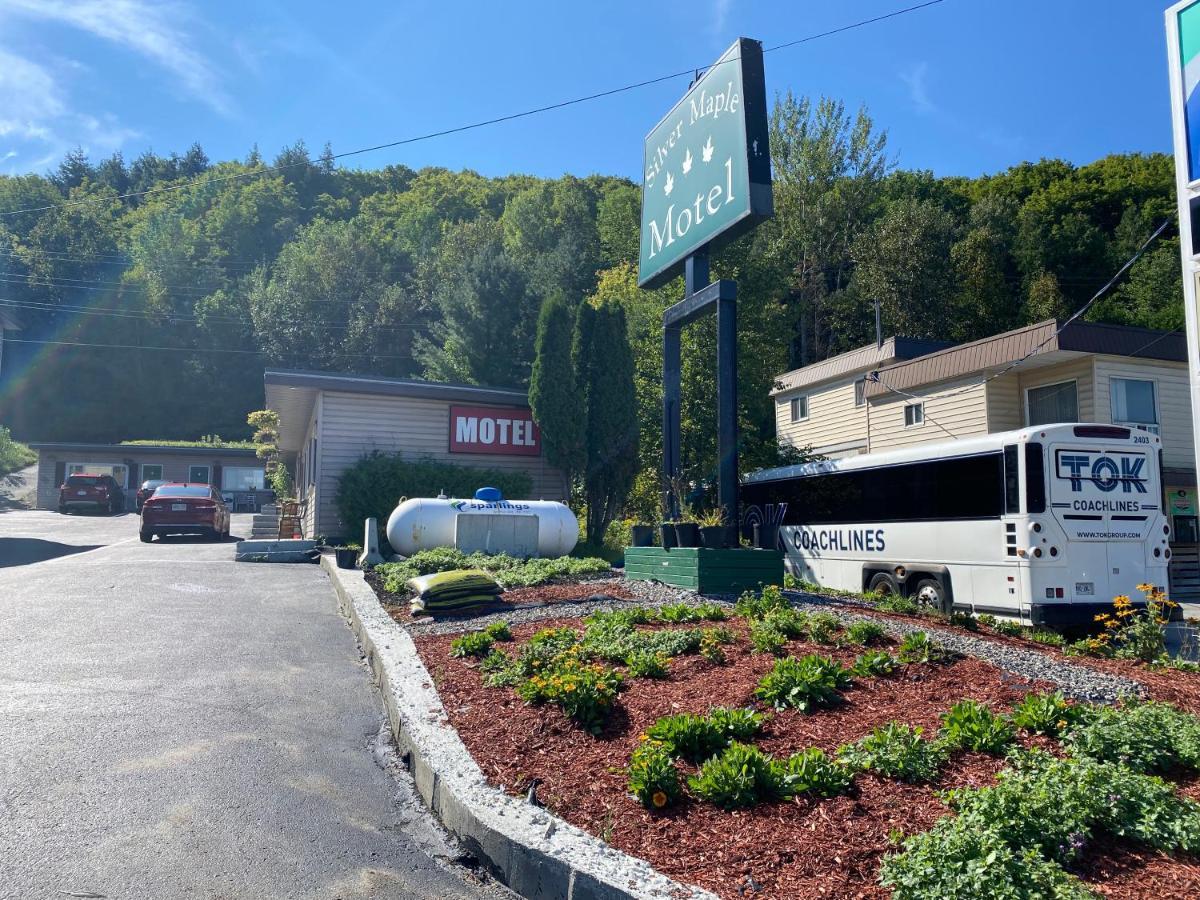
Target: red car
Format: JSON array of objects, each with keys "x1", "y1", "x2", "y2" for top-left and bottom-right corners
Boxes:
[
  {"x1": 140, "y1": 483, "x2": 231, "y2": 543},
  {"x1": 59, "y1": 473, "x2": 125, "y2": 514},
  {"x1": 135, "y1": 479, "x2": 168, "y2": 512}
]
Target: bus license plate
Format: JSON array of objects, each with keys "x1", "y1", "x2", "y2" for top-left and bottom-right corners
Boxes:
[
  {"x1": 1075, "y1": 582, "x2": 1094, "y2": 596},
  {"x1": 171, "y1": 503, "x2": 187, "y2": 512}
]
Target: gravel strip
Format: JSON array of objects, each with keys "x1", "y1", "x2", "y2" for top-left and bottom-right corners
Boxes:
[{"x1": 623, "y1": 579, "x2": 1143, "y2": 704}]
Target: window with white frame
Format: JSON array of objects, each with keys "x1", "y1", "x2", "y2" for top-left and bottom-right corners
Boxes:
[
  {"x1": 187, "y1": 464, "x2": 210, "y2": 484},
  {"x1": 140, "y1": 464, "x2": 163, "y2": 482},
  {"x1": 904, "y1": 403, "x2": 924, "y2": 427},
  {"x1": 1027, "y1": 380, "x2": 1078, "y2": 426},
  {"x1": 67, "y1": 462, "x2": 128, "y2": 486},
  {"x1": 789, "y1": 396, "x2": 808, "y2": 422},
  {"x1": 222, "y1": 467, "x2": 265, "y2": 490},
  {"x1": 854, "y1": 378, "x2": 866, "y2": 407},
  {"x1": 1111, "y1": 378, "x2": 1159, "y2": 434}
]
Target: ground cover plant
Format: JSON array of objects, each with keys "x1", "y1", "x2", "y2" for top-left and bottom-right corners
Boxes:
[
  {"x1": 376, "y1": 549, "x2": 612, "y2": 592},
  {"x1": 416, "y1": 581, "x2": 1200, "y2": 898}
]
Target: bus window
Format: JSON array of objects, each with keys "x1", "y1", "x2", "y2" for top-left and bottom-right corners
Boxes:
[
  {"x1": 1003, "y1": 445, "x2": 1020, "y2": 514},
  {"x1": 1024, "y1": 443, "x2": 1046, "y2": 513}
]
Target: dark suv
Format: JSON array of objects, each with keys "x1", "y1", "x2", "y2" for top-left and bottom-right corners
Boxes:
[{"x1": 59, "y1": 473, "x2": 125, "y2": 514}]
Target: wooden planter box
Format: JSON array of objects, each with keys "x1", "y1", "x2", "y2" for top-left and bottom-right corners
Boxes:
[{"x1": 624, "y1": 547, "x2": 785, "y2": 594}]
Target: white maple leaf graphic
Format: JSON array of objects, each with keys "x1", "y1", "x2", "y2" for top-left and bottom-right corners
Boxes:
[
  {"x1": 682, "y1": 148, "x2": 693, "y2": 175},
  {"x1": 664, "y1": 171, "x2": 674, "y2": 196},
  {"x1": 702, "y1": 136, "x2": 714, "y2": 163}
]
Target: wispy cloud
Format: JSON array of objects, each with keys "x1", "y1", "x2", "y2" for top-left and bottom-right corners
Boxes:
[
  {"x1": 0, "y1": 0, "x2": 231, "y2": 115},
  {"x1": 711, "y1": 0, "x2": 733, "y2": 41},
  {"x1": 900, "y1": 61, "x2": 936, "y2": 115}
]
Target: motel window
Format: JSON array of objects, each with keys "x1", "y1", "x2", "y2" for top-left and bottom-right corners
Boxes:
[
  {"x1": 141, "y1": 464, "x2": 163, "y2": 482},
  {"x1": 1026, "y1": 380, "x2": 1077, "y2": 426},
  {"x1": 222, "y1": 467, "x2": 265, "y2": 491},
  {"x1": 904, "y1": 403, "x2": 924, "y2": 427},
  {"x1": 854, "y1": 378, "x2": 866, "y2": 407},
  {"x1": 789, "y1": 396, "x2": 808, "y2": 422},
  {"x1": 1111, "y1": 378, "x2": 1159, "y2": 434},
  {"x1": 187, "y1": 465, "x2": 210, "y2": 484}
]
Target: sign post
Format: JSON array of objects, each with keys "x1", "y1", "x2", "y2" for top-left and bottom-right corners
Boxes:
[
  {"x1": 1166, "y1": 2, "x2": 1200, "y2": 500},
  {"x1": 640, "y1": 37, "x2": 772, "y2": 529}
]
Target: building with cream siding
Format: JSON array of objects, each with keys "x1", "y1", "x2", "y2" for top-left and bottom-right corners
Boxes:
[
  {"x1": 264, "y1": 369, "x2": 567, "y2": 540},
  {"x1": 772, "y1": 319, "x2": 1200, "y2": 599}
]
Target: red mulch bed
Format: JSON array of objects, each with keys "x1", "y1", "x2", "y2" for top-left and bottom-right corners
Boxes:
[
  {"x1": 417, "y1": 619, "x2": 1043, "y2": 898},
  {"x1": 841, "y1": 602, "x2": 1200, "y2": 716}
]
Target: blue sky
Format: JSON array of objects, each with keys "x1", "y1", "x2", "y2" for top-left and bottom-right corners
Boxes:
[{"x1": 0, "y1": 0, "x2": 1177, "y2": 182}]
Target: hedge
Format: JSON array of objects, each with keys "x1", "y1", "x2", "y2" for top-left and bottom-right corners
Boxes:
[{"x1": 335, "y1": 452, "x2": 534, "y2": 548}]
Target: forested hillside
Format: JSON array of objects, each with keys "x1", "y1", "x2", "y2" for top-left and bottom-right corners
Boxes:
[{"x1": 0, "y1": 94, "x2": 1180, "y2": 517}]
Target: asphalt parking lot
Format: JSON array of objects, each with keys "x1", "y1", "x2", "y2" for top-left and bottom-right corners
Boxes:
[{"x1": 0, "y1": 508, "x2": 502, "y2": 899}]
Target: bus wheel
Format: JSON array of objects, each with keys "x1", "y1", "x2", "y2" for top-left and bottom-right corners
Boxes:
[
  {"x1": 868, "y1": 572, "x2": 898, "y2": 597},
  {"x1": 915, "y1": 577, "x2": 950, "y2": 615}
]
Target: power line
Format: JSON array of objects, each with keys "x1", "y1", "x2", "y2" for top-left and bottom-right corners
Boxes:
[
  {"x1": 867, "y1": 219, "x2": 1173, "y2": 422},
  {"x1": 2, "y1": 336, "x2": 414, "y2": 360},
  {"x1": 0, "y1": 0, "x2": 949, "y2": 219}
]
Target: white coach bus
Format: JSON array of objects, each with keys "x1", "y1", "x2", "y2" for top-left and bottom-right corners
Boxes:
[{"x1": 740, "y1": 424, "x2": 1170, "y2": 626}]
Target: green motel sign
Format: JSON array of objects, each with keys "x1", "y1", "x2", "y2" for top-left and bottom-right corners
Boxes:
[{"x1": 638, "y1": 37, "x2": 773, "y2": 288}]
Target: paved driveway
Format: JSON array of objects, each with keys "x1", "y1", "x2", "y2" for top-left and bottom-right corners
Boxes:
[{"x1": 0, "y1": 509, "x2": 503, "y2": 900}]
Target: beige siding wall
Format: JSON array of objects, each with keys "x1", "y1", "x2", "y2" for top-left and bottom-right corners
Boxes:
[
  {"x1": 314, "y1": 391, "x2": 566, "y2": 538},
  {"x1": 776, "y1": 376, "x2": 869, "y2": 455},
  {"x1": 985, "y1": 373, "x2": 1022, "y2": 433},
  {"x1": 1017, "y1": 357, "x2": 1095, "y2": 423},
  {"x1": 867, "y1": 375, "x2": 991, "y2": 452},
  {"x1": 1093, "y1": 356, "x2": 1194, "y2": 471}
]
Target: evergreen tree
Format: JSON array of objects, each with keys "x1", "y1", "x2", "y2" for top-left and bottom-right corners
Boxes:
[
  {"x1": 573, "y1": 299, "x2": 638, "y2": 544},
  {"x1": 529, "y1": 292, "x2": 585, "y2": 484}
]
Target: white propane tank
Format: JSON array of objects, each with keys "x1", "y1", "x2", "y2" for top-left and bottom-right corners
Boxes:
[{"x1": 386, "y1": 487, "x2": 578, "y2": 558}]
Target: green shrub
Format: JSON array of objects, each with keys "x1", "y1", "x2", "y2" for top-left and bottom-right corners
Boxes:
[
  {"x1": 1064, "y1": 700, "x2": 1200, "y2": 773},
  {"x1": 880, "y1": 820, "x2": 1096, "y2": 900},
  {"x1": 947, "y1": 612, "x2": 978, "y2": 631},
  {"x1": 480, "y1": 648, "x2": 510, "y2": 673},
  {"x1": 749, "y1": 619, "x2": 787, "y2": 656},
  {"x1": 897, "y1": 631, "x2": 948, "y2": 664},
  {"x1": 993, "y1": 619, "x2": 1024, "y2": 637},
  {"x1": 516, "y1": 653, "x2": 624, "y2": 733},
  {"x1": 876, "y1": 594, "x2": 919, "y2": 615},
  {"x1": 755, "y1": 654, "x2": 852, "y2": 712},
  {"x1": 838, "y1": 722, "x2": 946, "y2": 783},
  {"x1": 734, "y1": 584, "x2": 790, "y2": 619},
  {"x1": 782, "y1": 748, "x2": 855, "y2": 797},
  {"x1": 1027, "y1": 628, "x2": 1066, "y2": 647},
  {"x1": 627, "y1": 741, "x2": 683, "y2": 809},
  {"x1": 450, "y1": 630, "x2": 496, "y2": 658},
  {"x1": 376, "y1": 549, "x2": 611, "y2": 592},
  {"x1": 484, "y1": 627, "x2": 579, "y2": 687},
  {"x1": 977, "y1": 613, "x2": 997, "y2": 628},
  {"x1": 938, "y1": 699, "x2": 1015, "y2": 754},
  {"x1": 0, "y1": 425, "x2": 35, "y2": 477},
  {"x1": 700, "y1": 630, "x2": 726, "y2": 664},
  {"x1": 1010, "y1": 692, "x2": 1079, "y2": 737},
  {"x1": 528, "y1": 626, "x2": 580, "y2": 652},
  {"x1": 625, "y1": 649, "x2": 669, "y2": 679},
  {"x1": 644, "y1": 708, "x2": 767, "y2": 763},
  {"x1": 844, "y1": 620, "x2": 887, "y2": 646},
  {"x1": 336, "y1": 452, "x2": 533, "y2": 551},
  {"x1": 584, "y1": 607, "x2": 654, "y2": 629},
  {"x1": 653, "y1": 601, "x2": 727, "y2": 623},
  {"x1": 688, "y1": 742, "x2": 789, "y2": 809},
  {"x1": 947, "y1": 750, "x2": 1200, "y2": 863},
  {"x1": 761, "y1": 606, "x2": 810, "y2": 638},
  {"x1": 806, "y1": 611, "x2": 842, "y2": 645},
  {"x1": 484, "y1": 621, "x2": 512, "y2": 641},
  {"x1": 852, "y1": 649, "x2": 900, "y2": 678}
]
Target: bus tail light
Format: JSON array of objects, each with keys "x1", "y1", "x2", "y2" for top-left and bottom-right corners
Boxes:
[
  {"x1": 1045, "y1": 588, "x2": 1064, "y2": 599},
  {"x1": 894, "y1": 565, "x2": 906, "y2": 577},
  {"x1": 1166, "y1": 549, "x2": 1172, "y2": 560},
  {"x1": 1154, "y1": 547, "x2": 1161, "y2": 557},
  {"x1": 1032, "y1": 548, "x2": 1043, "y2": 558},
  {"x1": 1049, "y1": 546, "x2": 1058, "y2": 557}
]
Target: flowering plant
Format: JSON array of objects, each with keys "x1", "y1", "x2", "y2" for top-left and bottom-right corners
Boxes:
[{"x1": 1087, "y1": 584, "x2": 1176, "y2": 662}]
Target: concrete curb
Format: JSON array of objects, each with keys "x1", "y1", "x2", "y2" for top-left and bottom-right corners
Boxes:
[{"x1": 320, "y1": 555, "x2": 715, "y2": 900}]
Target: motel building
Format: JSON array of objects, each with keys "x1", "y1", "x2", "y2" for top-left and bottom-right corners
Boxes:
[
  {"x1": 263, "y1": 369, "x2": 567, "y2": 539},
  {"x1": 771, "y1": 318, "x2": 1200, "y2": 601}
]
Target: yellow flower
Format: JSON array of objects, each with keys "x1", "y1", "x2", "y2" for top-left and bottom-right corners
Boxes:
[
  {"x1": 652, "y1": 791, "x2": 668, "y2": 808},
  {"x1": 638, "y1": 734, "x2": 649, "y2": 742},
  {"x1": 563, "y1": 683, "x2": 575, "y2": 692},
  {"x1": 1057, "y1": 719, "x2": 1068, "y2": 729},
  {"x1": 1113, "y1": 595, "x2": 1131, "y2": 607},
  {"x1": 1094, "y1": 613, "x2": 1110, "y2": 623}
]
